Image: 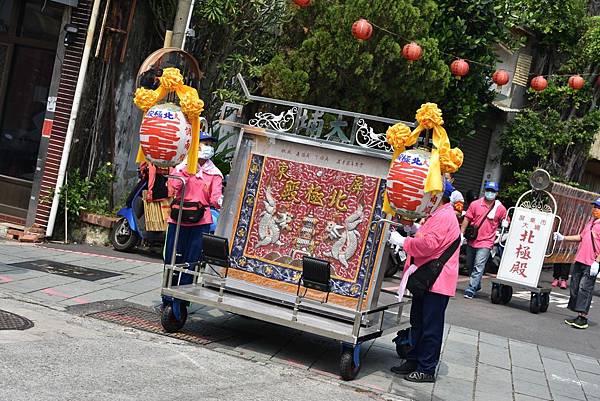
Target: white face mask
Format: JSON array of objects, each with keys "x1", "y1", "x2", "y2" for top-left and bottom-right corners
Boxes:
[
  {"x1": 484, "y1": 191, "x2": 497, "y2": 201},
  {"x1": 198, "y1": 144, "x2": 214, "y2": 160}
]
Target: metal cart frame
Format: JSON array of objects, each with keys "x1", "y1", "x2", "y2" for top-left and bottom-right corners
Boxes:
[{"x1": 160, "y1": 217, "x2": 409, "y2": 380}]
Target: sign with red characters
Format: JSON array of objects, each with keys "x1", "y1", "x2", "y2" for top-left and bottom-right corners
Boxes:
[{"x1": 497, "y1": 207, "x2": 554, "y2": 287}]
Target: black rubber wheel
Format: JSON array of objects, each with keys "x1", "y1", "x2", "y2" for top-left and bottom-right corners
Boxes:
[
  {"x1": 110, "y1": 218, "x2": 140, "y2": 251},
  {"x1": 340, "y1": 349, "x2": 360, "y2": 381},
  {"x1": 529, "y1": 293, "x2": 541, "y2": 314},
  {"x1": 540, "y1": 292, "x2": 550, "y2": 313},
  {"x1": 160, "y1": 304, "x2": 188, "y2": 333},
  {"x1": 500, "y1": 286, "x2": 513, "y2": 305},
  {"x1": 491, "y1": 284, "x2": 501, "y2": 304}
]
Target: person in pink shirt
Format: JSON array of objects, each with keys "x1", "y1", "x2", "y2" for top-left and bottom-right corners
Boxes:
[
  {"x1": 461, "y1": 181, "x2": 508, "y2": 299},
  {"x1": 388, "y1": 180, "x2": 461, "y2": 383},
  {"x1": 553, "y1": 198, "x2": 600, "y2": 329},
  {"x1": 162, "y1": 132, "x2": 223, "y2": 311}
]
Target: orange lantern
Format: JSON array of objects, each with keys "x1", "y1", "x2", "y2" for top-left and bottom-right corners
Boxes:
[
  {"x1": 450, "y1": 59, "x2": 469, "y2": 79},
  {"x1": 568, "y1": 75, "x2": 585, "y2": 90},
  {"x1": 402, "y1": 42, "x2": 422, "y2": 62},
  {"x1": 531, "y1": 76, "x2": 548, "y2": 92},
  {"x1": 386, "y1": 148, "x2": 443, "y2": 220},
  {"x1": 293, "y1": 0, "x2": 310, "y2": 6},
  {"x1": 352, "y1": 18, "x2": 373, "y2": 41},
  {"x1": 139, "y1": 103, "x2": 192, "y2": 168},
  {"x1": 492, "y1": 69, "x2": 510, "y2": 87}
]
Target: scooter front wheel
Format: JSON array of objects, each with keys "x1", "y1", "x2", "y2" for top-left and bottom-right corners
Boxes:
[{"x1": 110, "y1": 218, "x2": 140, "y2": 251}]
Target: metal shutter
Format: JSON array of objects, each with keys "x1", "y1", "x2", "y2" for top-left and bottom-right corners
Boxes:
[{"x1": 453, "y1": 128, "x2": 492, "y2": 196}]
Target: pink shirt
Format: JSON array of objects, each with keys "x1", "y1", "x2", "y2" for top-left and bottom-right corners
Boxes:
[
  {"x1": 168, "y1": 161, "x2": 223, "y2": 227},
  {"x1": 465, "y1": 198, "x2": 507, "y2": 249},
  {"x1": 575, "y1": 220, "x2": 600, "y2": 266},
  {"x1": 404, "y1": 203, "x2": 461, "y2": 297}
]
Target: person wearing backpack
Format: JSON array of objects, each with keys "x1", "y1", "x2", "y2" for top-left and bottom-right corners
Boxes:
[
  {"x1": 553, "y1": 197, "x2": 600, "y2": 329},
  {"x1": 461, "y1": 181, "x2": 508, "y2": 299},
  {"x1": 387, "y1": 180, "x2": 461, "y2": 383}
]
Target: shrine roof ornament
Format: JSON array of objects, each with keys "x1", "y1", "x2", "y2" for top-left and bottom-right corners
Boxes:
[{"x1": 220, "y1": 74, "x2": 416, "y2": 157}]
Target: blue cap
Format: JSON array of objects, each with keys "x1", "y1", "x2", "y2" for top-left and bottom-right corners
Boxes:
[
  {"x1": 484, "y1": 181, "x2": 499, "y2": 192},
  {"x1": 592, "y1": 198, "x2": 600, "y2": 207},
  {"x1": 443, "y1": 180, "x2": 455, "y2": 198},
  {"x1": 199, "y1": 132, "x2": 217, "y2": 142}
]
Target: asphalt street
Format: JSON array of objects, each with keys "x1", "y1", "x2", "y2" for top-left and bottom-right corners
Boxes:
[{"x1": 0, "y1": 297, "x2": 381, "y2": 401}]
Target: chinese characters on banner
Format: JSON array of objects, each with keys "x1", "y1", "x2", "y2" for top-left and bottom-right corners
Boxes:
[
  {"x1": 139, "y1": 104, "x2": 192, "y2": 167},
  {"x1": 497, "y1": 208, "x2": 555, "y2": 287},
  {"x1": 229, "y1": 153, "x2": 386, "y2": 306}
]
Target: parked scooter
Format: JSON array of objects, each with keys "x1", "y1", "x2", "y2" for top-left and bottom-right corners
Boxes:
[{"x1": 110, "y1": 169, "x2": 221, "y2": 252}]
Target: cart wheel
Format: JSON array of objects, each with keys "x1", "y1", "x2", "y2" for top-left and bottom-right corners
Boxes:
[
  {"x1": 500, "y1": 286, "x2": 513, "y2": 305},
  {"x1": 161, "y1": 304, "x2": 188, "y2": 333},
  {"x1": 491, "y1": 283, "x2": 501, "y2": 304},
  {"x1": 540, "y1": 292, "x2": 550, "y2": 313},
  {"x1": 529, "y1": 293, "x2": 541, "y2": 314},
  {"x1": 340, "y1": 347, "x2": 361, "y2": 381}
]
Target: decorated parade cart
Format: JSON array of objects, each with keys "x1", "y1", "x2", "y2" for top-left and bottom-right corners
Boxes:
[{"x1": 131, "y1": 49, "x2": 464, "y2": 380}]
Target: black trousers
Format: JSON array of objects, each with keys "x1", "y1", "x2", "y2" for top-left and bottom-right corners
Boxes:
[
  {"x1": 406, "y1": 292, "x2": 450, "y2": 375},
  {"x1": 553, "y1": 264, "x2": 570, "y2": 280},
  {"x1": 568, "y1": 262, "x2": 596, "y2": 314}
]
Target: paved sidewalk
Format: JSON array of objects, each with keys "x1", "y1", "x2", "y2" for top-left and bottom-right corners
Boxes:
[{"x1": 2, "y1": 240, "x2": 600, "y2": 401}]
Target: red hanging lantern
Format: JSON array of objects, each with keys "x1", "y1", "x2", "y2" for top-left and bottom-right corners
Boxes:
[
  {"x1": 293, "y1": 0, "x2": 311, "y2": 6},
  {"x1": 450, "y1": 59, "x2": 469, "y2": 79},
  {"x1": 402, "y1": 42, "x2": 422, "y2": 62},
  {"x1": 530, "y1": 76, "x2": 548, "y2": 92},
  {"x1": 568, "y1": 75, "x2": 585, "y2": 90},
  {"x1": 352, "y1": 18, "x2": 373, "y2": 41},
  {"x1": 386, "y1": 149, "x2": 443, "y2": 220},
  {"x1": 139, "y1": 103, "x2": 192, "y2": 168},
  {"x1": 492, "y1": 69, "x2": 510, "y2": 87}
]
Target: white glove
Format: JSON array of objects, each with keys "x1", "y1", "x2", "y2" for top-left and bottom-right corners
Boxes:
[
  {"x1": 501, "y1": 219, "x2": 509, "y2": 229},
  {"x1": 388, "y1": 231, "x2": 406, "y2": 252},
  {"x1": 591, "y1": 262, "x2": 599, "y2": 277},
  {"x1": 553, "y1": 232, "x2": 565, "y2": 242}
]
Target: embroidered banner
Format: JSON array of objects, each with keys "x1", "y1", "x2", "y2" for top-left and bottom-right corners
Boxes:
[{"x1": 229, "y1": 154, "x2": 386, "y2": 308}]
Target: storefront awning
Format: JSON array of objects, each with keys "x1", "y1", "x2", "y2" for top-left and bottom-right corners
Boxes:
[{"x1": 51, "y1": 0, "x2": 78, "y2": 6}]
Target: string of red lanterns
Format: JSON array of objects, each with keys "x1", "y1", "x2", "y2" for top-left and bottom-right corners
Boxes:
[{"x1": 292, "y1": 1, "x2": 598, "y2": 92}]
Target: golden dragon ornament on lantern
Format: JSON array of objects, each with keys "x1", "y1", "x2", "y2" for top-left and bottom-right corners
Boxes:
[
  {"x1": 384, "y1": 103, "x2": 464, "y2": 219},
  {"x1": 133, "y1": 67, "x2": 205, "y2": 175}
]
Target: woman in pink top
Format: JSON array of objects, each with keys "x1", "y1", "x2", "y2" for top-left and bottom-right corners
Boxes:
[
  {"x1": 162, "y1": 132, "x2": 223, "y2": 311},
  {"x1": 388, "y1": 181, "x2": 461, "y2": 383},
  {"x1": 553, "y1": 198, "x2": 600, "y2": 329}
]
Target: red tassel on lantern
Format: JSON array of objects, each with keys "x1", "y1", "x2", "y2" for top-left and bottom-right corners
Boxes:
[
  {"x1": 492, "y1": 69, "x2": 510, "y2": 87},
  {"x1": 352, "y1": 18, "x2": 373, "y2": 41},
  {"x1": 530, "y1": 76, "x2": 548, "y2": 92},
  {"x1": 450, "y1": 59, "x2": 469, "y2": 79},
  {"x1": 568, "y1": 75, "x2": 585, "y2": 90},
  {"x1": 402, "y1": 42, "x2": 423, "y2": 62},
  {"x1": 293, "y1": 0, "x2": 310, "y2": 6}
]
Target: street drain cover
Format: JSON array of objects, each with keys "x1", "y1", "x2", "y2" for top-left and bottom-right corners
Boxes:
[
  {"x1": 9, "y1": 260, "x2": 121, "y2": 281},
  {"x1": 0, "y1": 310, "x2": 34, "y2": 330},
  {"x1": 87, "y1": 307, "x2": 234, "y2": 345}
]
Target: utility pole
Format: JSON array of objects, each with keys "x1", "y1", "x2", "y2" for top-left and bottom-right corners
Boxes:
[{"x1": 171, "y1": 0, "x2": 193, "y2": 49}]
